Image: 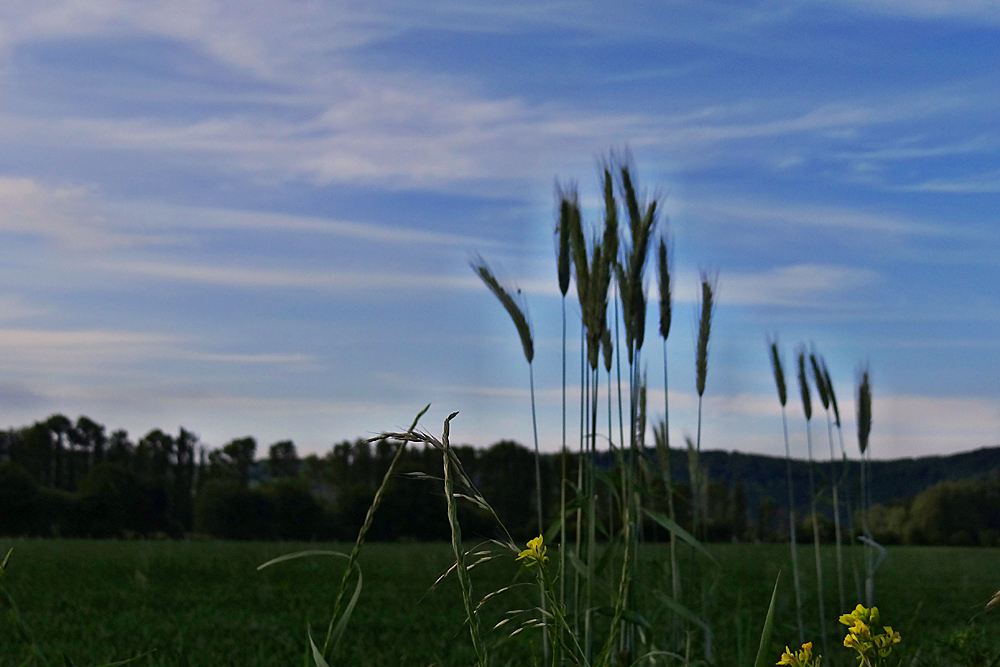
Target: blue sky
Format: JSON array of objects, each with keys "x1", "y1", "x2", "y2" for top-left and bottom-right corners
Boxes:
[{"x1": 0, "y1": 0, "x2": 998, "y2": 460}]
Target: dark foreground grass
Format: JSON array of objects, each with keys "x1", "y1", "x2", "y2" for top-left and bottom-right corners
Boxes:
[{"x1": 0, "y1": 539, "x2": 997, "y2": 667}]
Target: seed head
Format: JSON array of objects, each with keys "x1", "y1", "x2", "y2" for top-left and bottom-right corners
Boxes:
[
  {"x1": 696, "y1": 275, "x2": 715, "y2": 397},
  {"x1": 470, "y1": 256, "x2": 534, "y2": 364},
  {"x1": 657, "y1": 238, "x2": 671, "y2": 341},
  {"x1": 797, "y1": 347, "x2": 812, "y2": 422},
  {"x1": 768, "y1": 336, "x2": 787, "y2": 407},
  {"x1": 810, "y1": 351, "x2": 830, "y2": 411},
  {"x1": 857, "y1": 365, "x2": 872, "y2": 455}
]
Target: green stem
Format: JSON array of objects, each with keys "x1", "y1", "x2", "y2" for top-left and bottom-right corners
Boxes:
[{"x1": 782, "y1": 407, "x2": 805, "y2": 644}]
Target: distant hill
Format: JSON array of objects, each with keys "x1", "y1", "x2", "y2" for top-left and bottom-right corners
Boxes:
[{"x1": 588, "y1": 444, "x2": 1000, "y2": 518}]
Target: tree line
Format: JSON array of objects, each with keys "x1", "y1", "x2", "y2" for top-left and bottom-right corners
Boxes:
[{"x1": 0, "y1": 413, "x2": 996, "y2": 543}]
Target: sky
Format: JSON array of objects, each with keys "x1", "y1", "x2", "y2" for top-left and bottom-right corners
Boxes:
[{"x1": 0, "y1": 0, "x2": 998, "y2": 461}]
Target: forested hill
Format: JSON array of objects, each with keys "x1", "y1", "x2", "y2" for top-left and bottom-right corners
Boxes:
[
  {"x1": 2, "y1": 410, "x2": 998, "y2": 541},
  {"x1": 618, "y1": 444, "x2": 1000, "y2": 517}
]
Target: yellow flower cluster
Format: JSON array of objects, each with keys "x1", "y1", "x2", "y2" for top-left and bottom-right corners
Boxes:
[
  {"x1": 839, "y1": 605, "x2": 901, "y2": 664},
  {"x1": 777, "y1": 642, "x2": 820, "y2": 667},
  {"x1": 516, "y1": 535, "x2": 549, "y2": 568}
]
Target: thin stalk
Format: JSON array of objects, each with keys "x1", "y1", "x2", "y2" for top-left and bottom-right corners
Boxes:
[
  {"x1": 324, "y1": 405, "x2": 428, "y2": 657},
  {"x1": 575, "y1": 328, "x2": 585, "y2": 636},
  {"x1": 694, "y1": 275, "x2": 714, "y2": 541},
  {"x1": 529, "y1": 363, "x2": 543, "y2": 535},
  {"x1": 812, "y1": 352, "x2": 844, "y2": 612},
  {"x1": 856, "y1": 367, "x2": 872, "y2": 607},
  {"x1": 841, "y1": 424, "x2": 862, "y2": 603},
  {"x1": 769, "y1": 338, "x2": 803, "y2": 643},
  {"x1": 781, "y1": 407, "x2": 805, "y2": 643},
  {"x1": 585, "y1": 365, "x2": 599, "y2": 662},
  {"x1": 530, "y1": 362, "x2": 550, "y2": 664},
  {"x1": 797, "y1": 348, "x2": 826, "y2": 654},
  {"x1": 826, "y1": 410, "x2": 844, "y2": 611},
  {"x1": 663, "y1": 339, "x2": 679, "y2": 605},
  {"x1": 614, "y1": 296, "x2": 626, "y2": 500},
  {"x1": 604, "y1": 331, "x2": 615, "y2": 545},
  {"x1": 442, "y1": 413, "x2": 488, "y2": 667},
  {"x1": 805, "y1": 417, "x2": 828, "y2": 653},
  {"x1": 560, "y1": 297, "x2": 568, "y2": 657}
]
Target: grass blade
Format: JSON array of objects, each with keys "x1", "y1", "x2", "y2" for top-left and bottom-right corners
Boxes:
[
  {"x1": 308, "y1": 627, "x2": 331, "y2": 667},
  {"x1": 753, "y1": 572, "x2": 781, "y2": 667}
]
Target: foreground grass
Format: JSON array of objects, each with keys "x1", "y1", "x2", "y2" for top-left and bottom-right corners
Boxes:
[{"x1": 0, "y1": 540, "x2": 997, "y2": 667}]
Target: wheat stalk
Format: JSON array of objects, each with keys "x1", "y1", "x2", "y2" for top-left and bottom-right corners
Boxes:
[
  {"x1": 470, "y1": 256, "x2": 549, "y2": 661},
  {"x1": 768, "y1": 337, "x2": 805, "y2": 644},
  {"x1": 555, "y1": 183, "x2": 576, "y2": 661},
  {"x1": 811, "y1": 350, "x2": 845, "y2": 613},
  {"x1": 693, "y1": 274, "x2": 715, "y2": 540},
  {"x1": 856, "y1": 365, "x2": 873, "y2": 607},
  {"x1": 825, "y1": 362, "x2": 863, "y2": 602},
  {"x1": 798, "y1": 346, "x2": 828, "y2": 654}
]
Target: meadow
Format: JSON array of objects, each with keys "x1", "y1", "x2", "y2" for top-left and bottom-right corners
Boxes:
[{"x1": 1, "y1": 539, "x2": 997, "y2": 667}]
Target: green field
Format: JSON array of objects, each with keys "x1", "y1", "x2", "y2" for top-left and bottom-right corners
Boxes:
[{"x1": 1, "y1": 539, "x2": 998, "y2": 667}]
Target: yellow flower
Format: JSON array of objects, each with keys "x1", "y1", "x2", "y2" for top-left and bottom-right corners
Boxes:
[
  {"x1": 840, "y1": 604, "x2": 879, "y2": 628},
  {"x1": 839, "y1": 606, "x2": 901, "y2": 666},
  {"x1": 776, "y1": 642, "x2": 816, "y2": 667},
  {"x1": 516, "y1": 535, "x2": 549, "y2": 567}
]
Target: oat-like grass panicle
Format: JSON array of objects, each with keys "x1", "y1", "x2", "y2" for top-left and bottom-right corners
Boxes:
[
  {"x1": 441, "y1": 412, "x2": 489, "y2": 667},
  {"x1": 987, "y1": 590, "x2": 1000, "y2": 612},
  {"x1": 470, "y1": 255, "x2": 533, "y2": 364},
  {"x1": 325, "y1": 405, "x2": 429, "y2": 655}
]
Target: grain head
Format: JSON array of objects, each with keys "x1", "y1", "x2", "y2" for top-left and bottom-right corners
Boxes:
[
  {"x1": 470, "y1": 256, "x2": 534, "y2": 364},
  {"x1": 696, "y1": 274, "x2": 715, "y2": 397},
  {"x1": 767, "y1": 336, "x2": 787, "y2": 408},
  {"x1": 797, "y1": 346, "x2": 812, "y2": 422},
  {"x1": 555, "y1": 181, "x2": 576, "y2": 298},
  {"x1": 856, "y1": 365, "x2": 872, "y2": 455},
  {"x1": 601, "y1": 329, "x2": 613, "y2": 374},
  {"x1": 657, "y1": 238, "x2": 671, "y2": 341},
  {"x1": 810, "y1": 351, "x2": 830, "y2": 411},
  {"x1": 823, "y1": 362, "x2": 841, "y2": 429}
]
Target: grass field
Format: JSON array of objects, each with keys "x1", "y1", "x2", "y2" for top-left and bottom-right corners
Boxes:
[{"x1": 1, "y1": 539, "x2": 998, "y2": 667}]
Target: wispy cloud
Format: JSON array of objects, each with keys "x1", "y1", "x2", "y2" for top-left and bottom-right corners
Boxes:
[
  {"x1": 0, "y1": 177, "x2": 174, "y2": 250},
  {"x1": 719, "y1": 264, "x2": 879, "y2": 307},
  {"x1": 94, "y1": 258, "x2": 482, "y2": 292},
  {"x1": 683, "y1": 196, "x2": 947, "y2": 236},
  {"x1": 826, "y1": 0, "x2": 1000, "y2": 23},
  {"x1": 0, "y1": 295, "x2": 49, "y2": 321},
  {"x1": 897, "y1": 168, "x2": 1000, "y2": 193},
  {"x1": 120, "y1": 201, "x2": 512, "y2": 250}
]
